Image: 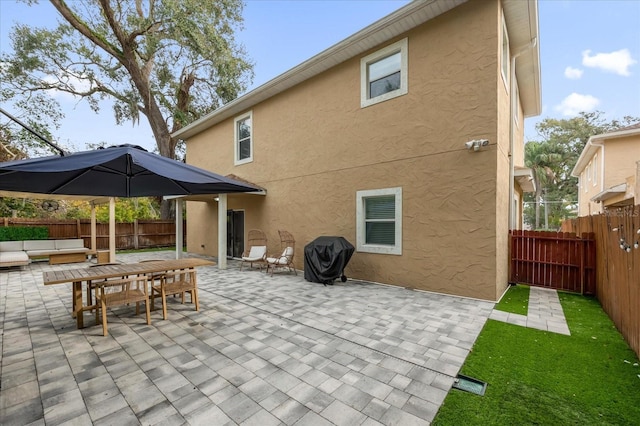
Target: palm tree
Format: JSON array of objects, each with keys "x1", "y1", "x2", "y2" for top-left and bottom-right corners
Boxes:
[{"x1": 525, "y1": 141, "x2": 563, "y2": 229}]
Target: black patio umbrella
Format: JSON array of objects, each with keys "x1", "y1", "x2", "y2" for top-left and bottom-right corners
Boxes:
[{"x1": 0, "y1": 144, "x2": 260, "y2": 197}]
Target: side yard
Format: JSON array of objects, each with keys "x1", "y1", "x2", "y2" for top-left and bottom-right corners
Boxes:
[{"x1": 433, "y1": 285, "x2": 640, "y2": 425}]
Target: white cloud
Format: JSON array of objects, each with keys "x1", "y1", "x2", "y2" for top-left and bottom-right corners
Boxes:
[
  {"x1": 555, "y1": 93, "x2": 600, "y2": 116},
  {"x1": 564, "y1": 66, "x2": 583, "y2": 79},
  {"x1": 42, "y1": 70, "x2": 93, "y2": 100},
  {"x1": 582, "y1": 49, "x2": 637, "y2": 76}
]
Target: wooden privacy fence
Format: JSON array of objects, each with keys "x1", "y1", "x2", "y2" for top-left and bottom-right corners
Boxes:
[
  {"x1": 509, "y1": 230, "x2": 596, "y2": 295},
  {"x1": 1, "y1": 218, "x2": 186, "y2": 250},
  {"x1": 562, "y1": 205, "x2": 640, "y2": 359}
]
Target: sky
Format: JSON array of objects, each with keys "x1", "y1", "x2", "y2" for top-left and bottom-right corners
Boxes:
[{"x1": 1, "y1": 0, "x2": 639, "y2": 154}]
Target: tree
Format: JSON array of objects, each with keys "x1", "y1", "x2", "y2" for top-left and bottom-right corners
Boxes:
[
  {"x1": 1, "y1": 0, "x2": 253, "y2": 217},
  {"x1": 524, "y1": 141, "x2": 562, "y2": 229},
  {"x1": 524, "y1": 111, "x2": 640, "y2": 229}
]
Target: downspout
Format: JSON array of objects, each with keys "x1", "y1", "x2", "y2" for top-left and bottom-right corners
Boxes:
[{"x1": 508, "y1": 37, "x2": 537, "y2": 230}]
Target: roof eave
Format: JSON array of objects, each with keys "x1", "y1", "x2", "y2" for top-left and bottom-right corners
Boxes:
[
  {"x1": 571, "y1": 126, "x2": 640, "y2": 176},
  {"x1": 174, "y1": 0, "x2": 541, "y2": 140}
]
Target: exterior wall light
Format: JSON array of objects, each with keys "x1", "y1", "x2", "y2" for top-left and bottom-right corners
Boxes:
[{"x1": 465, "y1": 139, "x2": 489, "y2": 152}]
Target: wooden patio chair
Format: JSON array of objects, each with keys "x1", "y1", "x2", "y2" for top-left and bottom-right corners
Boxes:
[
  {"x1": 86, "y1": 262, "x2": 123, "y2": 311},
  {"x1": 150, "y1": 268, "x2": 199, "y2": 320},
  {"x1": 240, "y1": 229, "x2": 268, "y2": 271},
  {"x1": 266, "y1": 230, "x2": 297, "y2": 276},
  {"x1": 94, "y1": 275, "x2": 151, "y2": 336}
]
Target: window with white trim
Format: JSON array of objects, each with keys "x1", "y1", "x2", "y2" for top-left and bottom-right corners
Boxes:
[
  {"x1": 593, "y1": 154, "x2": 597, "y2": 185},
  {"x1": 234, "y1": 111, "x2": 253, "y2": 165},
  {"x1": 501, "y1": 12, "x2": 510, "y2": 89},
  {"x1": 360, "y1": 38, "x2": 408, "y2": 108},
  {"x1": 356, "y1": 187, "x2": 402, "y2": 255}
]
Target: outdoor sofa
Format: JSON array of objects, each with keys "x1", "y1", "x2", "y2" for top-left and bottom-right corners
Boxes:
[{"x1": 0, "y1": 239, "x2": 91, "y2": 267}]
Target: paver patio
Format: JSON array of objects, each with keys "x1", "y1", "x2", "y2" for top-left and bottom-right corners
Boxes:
[{"x1": 1, "y1": 251, "x2": 495, "y2": 425}]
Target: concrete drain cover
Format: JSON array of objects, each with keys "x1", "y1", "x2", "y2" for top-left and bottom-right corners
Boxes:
[{"x1": 452, "y1": 374, "x2": 487, "y2": 396}]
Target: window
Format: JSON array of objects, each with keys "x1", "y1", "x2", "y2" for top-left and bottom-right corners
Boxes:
[
  {"x1": 356, "y1": 187, "x2": 402, "y2": 255},
  {"x1": 234, "y1": 111, "x2": 253, "y2": 165},
  {"x1": 587, "y1": 162, "x2": 591, "y2": 182},
  {"x1": 361, "y1": 38, "x2": 408, "y2": 108},
  {"x1": 501, "y1": 12, "x2": 510, "y2": 88},
  {"x1": 593, "y1": 154, "x2": 597, "y2": 185}
]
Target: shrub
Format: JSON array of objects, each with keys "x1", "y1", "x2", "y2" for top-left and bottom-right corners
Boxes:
[{"x1": 0, "y1": 226, "x2": 49, "y2": 241}]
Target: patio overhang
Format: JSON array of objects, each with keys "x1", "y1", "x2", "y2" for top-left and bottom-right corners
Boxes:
[
  {"x1": 163, "y1": 174, "x2": 266, "y2": 202},
  {"x1": 514, "y1": 167, "x2": 536, "y2": 193},
  {"x1": 591, "y1": 183, "x2": 627, "y2": 203},
  {"x1": 164, "y1": 174, "x2": 266, "y2": 269}
]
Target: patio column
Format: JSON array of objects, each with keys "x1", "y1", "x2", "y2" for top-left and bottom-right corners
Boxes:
[
  {"x1": 90, "y1": 202, "x2": 97, "y2": 254},
  {"x1": 217, "y1": 194, "x2": 227, "y2": 269},
  {"x1": 109, "y1": 197, "x2": 116, "y2": 263},
  {"x1": 175, "y1": 198, "x2": 183, "y2": 259}
]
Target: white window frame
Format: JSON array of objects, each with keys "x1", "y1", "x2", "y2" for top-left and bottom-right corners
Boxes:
[
  {"x1": 593, "y1": 154, "x2": 597, "y2": 185},
  {"x1": 356, "y1": 187, "x2": 402, "y2": 255},
  {"x1": 234, "y1": 111, "x2": 253, "y2": 165},
  {"x1": 360, "y1": 38, "x2": 408, "y2": 108},
  {"x1": 501, "y1": 12, "x2": 510, "y2": 90}
]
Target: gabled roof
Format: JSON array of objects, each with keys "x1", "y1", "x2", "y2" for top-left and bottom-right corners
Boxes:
[
  {"x1": 173, "y1": 0, "x2": 541, "y2": 140},
  {"x1": 571, "y1": 123, "x2": 640, "y2": 177}
]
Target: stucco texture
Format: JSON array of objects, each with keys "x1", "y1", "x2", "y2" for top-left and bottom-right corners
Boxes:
[{"x1": 186, "y1": 1, "x2": 515, "y2": 301}]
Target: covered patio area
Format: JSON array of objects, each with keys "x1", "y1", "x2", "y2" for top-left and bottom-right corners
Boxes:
[{"x1": 0, "y1": 252, "x2": 494, "y2": 425}]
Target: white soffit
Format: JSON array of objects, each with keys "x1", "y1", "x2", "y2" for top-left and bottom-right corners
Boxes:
[{"x1": 591, "y1": 183, "x2": 627, "y2": 202}]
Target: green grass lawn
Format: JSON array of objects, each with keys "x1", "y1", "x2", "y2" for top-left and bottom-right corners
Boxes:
[
  {"x1": 495, "y1": 284, "x2": 530, "y2": 315},
  {"x1": 433, "y1": 287, "x2": 640, "y2": 425}
]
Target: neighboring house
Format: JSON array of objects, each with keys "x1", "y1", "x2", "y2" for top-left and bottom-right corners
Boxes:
[
  {"x1": 571, "y1": 123, "x2": 640, "y2": 216},
  {"x1": 172, "y1": 0, "x2": 541, "y2": 301}
]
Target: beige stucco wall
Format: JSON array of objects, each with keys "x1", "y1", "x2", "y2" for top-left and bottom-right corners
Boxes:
[
  {"x1": 604, "y1": 135, "x2": 640, "y2": 187},
  {"x1": 186, "y1": 0, "x2": 514, "y2": 301},
  {"x1": 577, "y1": 134, "x2": 640, "y2": 216}
]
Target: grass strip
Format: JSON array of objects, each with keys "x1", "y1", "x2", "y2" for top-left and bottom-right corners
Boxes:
[
  {"x1": 433, "y1": 290, "x2": 640, "y2": 425},
  {"x1": 494, "y1": 283, "x2": 529, "y2": 315}
]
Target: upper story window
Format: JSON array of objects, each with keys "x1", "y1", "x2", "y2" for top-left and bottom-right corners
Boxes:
[
  {"x1": 501, "y1": 12, "x2": 510, "y2": 89},
  {"x1": 361, "y1": 38, "x2": 408, "y2": 108},
  {"x1": 234, "y1": 111, "x2": 253, "y2": 165},
  {"x1": 356, "y1": 187, "x2": 402, "y2": 255},
  {"x1": 587, "y1": 162, "x2": 591, "y2": 182},
  {"x1": 593, "y1": 153, "x2": 597, "y2": 185}
]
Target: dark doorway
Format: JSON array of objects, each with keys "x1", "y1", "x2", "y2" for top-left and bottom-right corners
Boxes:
[{"x1": 226, "y1": 210, "x2": 245, "y2": 258}]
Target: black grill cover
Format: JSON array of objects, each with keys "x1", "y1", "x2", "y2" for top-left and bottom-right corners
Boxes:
[{"x1": 304, "y1": 236, "x2": 355, "y2": 284}]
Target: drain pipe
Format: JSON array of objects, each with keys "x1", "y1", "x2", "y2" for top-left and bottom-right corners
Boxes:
[{"x1": 508, "y1": 37, "x2": 537, "y2": 230}]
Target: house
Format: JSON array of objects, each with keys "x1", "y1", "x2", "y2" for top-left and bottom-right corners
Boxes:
[
  {"x1": 172, "y1": 0, "x2": 541, "y2": 301},
  {"x1": 571, "y1": 123, "x2": 640, "y2": 216}
]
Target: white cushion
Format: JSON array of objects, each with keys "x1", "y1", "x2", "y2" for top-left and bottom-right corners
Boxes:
[
  {"x1": 0, "y1": 251, "x2": 29, "y2": 264},
  {"x1": 56, "y1": 247, "x2": 90, "y2": 253},
  {"x1": 25, "y1": 249, "x2": 58, "y2": 256},
  {"x1": 243, "y1": 246, "x2": 266, "y2": 261},
  {"x1": 267, "y1": 247, "x2": 294, "y2": 265},
  {"x1": 55, "y1": 239, "x2": 85, "y2": 250},
  {"x1": 0, "y1": 241, "x2": 24, "y2": 252},
  {"x1": 23, "y1": 240, "x2": 56, "y2": 251}
]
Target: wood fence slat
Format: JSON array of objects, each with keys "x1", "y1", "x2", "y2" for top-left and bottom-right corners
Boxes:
[
  {"x1": 509, "y1": 229, "x2": 595, "y2": 294},
  {"x1": 560, "y1": 205, "x2": 639, "y2": 359}
]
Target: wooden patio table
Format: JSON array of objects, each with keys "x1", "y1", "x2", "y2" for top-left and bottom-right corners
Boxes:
[{"x1": 43, "y1": 258, "x2": 215, "y2": 329}]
